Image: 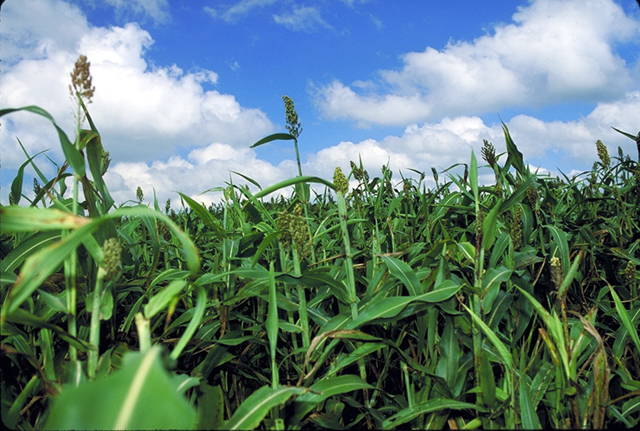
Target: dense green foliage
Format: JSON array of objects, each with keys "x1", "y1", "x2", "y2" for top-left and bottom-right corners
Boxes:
[{"x1": 1, "y1": 71, "x2": 639, "y2": 429}]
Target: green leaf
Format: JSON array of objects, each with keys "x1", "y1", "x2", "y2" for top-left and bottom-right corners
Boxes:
[
  {"x1": 609, "y1": 285, "x2": 640, "y2": 355},
  {"x1": 0, "y1": 231, "x2": 60, "y2": 274},
  {"x1": 545, "y1": 225, "x2": 570, "y2": 276},
  {"x1": 382, "y1": 399, "x2": 486, "y2": 429},
  {"x1": 480, "y1": 351, "x2": 496, "y2": 408},
  {"x1": 225, "y1": 385, "x2": 306, "y2": 430},
  {"x1": 482, "y1": 199, "x2": 503, "y2": 251},
  {"x1": 611, "y1": 126, "x2": 638, "y2": 141},
  {"x1": 2, "y1": 206, "x2": 199, "y2": 319},
  {"x1": 0, "y1": 206, "x2": 91, "y2": 233},
  {"x1": 325, "y1": 343, "x2": 386, "y2": 378},
  {"x1": 250, "y1": 133, "x2": 296, "y2": 148},
  {"x1": 290, "y1": 375, "x2": 374, "y2": 425},
  {"x1": 44, "y1": 347, "x2": 197, "y2": 430},
  {"x1": 144, "y1": 280, "x2": 187, "y2": 319},
  {"x1": 197, "y1": 384, "x2": 225, "y2": 430},
  {"x1": 170, "y1": 285, "x2": 207, "y2": 361},
  {"x1": 461, "y1": 303, "x2": 514, "y2": 371},
  {"x1": 519, "y1": 378, "x2": 541, "y2": 429},
  {"x1": 381, "y1": 255, "x2": 422, "y2": 296},
  {"x1": 10, "y1": 150, "x2": 47, "y2": 205},
  {"x1": 252, "y1": 176, "x2": 336, "y2": 199},
  {"x1": 1, "y1": 106, "x2": 86, "y2": 176},
  {"x1": 470, "y1": 149, "x2": 479, "y2": 203},
  {"x1": 481, "y1": 266, "x2": 512, "y2": 314},
  {"x1": 349, "y1": 284, "x2": 462, "y2": 329},
  {"x1": 457, "y1": 241, "x2": 476, "y2": 262},
  {"x1": 441, "y1": 318, "x2": 460, "y2": 390},
  {"x1": 502, "y1": 123, "x2": 525, "y2": 176},
  {"x1": 178, "y1": 192, "x2": 226, "y2": 239}
]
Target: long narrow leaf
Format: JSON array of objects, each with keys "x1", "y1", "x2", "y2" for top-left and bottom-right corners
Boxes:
[
  {"x1": 382, "y1": 399, "x2": 486, "y2": 429},
  {"x1": 225, "y1": 385, "x2": 306, "y2": 430}
]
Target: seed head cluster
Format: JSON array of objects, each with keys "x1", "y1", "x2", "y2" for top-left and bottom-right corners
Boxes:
[
  {"x1": 277, "y1": 204, "x2": 311, "y2": 259},
  {"x1": 475, "y1": 210, "x2": 485, "y2": 237},
  {"x1": 596, "y1": 140, "x2": 610, "y2": 167},
  {"x1": 333, "y1": 167, "x2": 349, "y2": 195},
  {"x1": 481, "y1": 140, "x2": 497, "y2": 168},
  {"x1": 527, "y1": 184, "x2": 540, "y2": 217},
  {"x1": 550, "y1": 256, "x2": 564, "y2": 291},
  {"x1": 510, "y1": 206, "x2": 523, "y2": 250},
  {"x1": 402, "y1": 179, "x2": 412, "y2": 202},
  {"x1": 69, "y1": 55, "x2": 95, "y2": 103},
  {"x1": 102, "y1": 238, "x2": 122, "y2": 281},
  {"x1": 624, "y1": 261, "x2": 636, "y2": 291},
  {"x1": 282, "y1": 95, "x2": 302, "y2": 140},
  {"x1": 350, "y1": 161, "x2": 369, "y2": 184}
]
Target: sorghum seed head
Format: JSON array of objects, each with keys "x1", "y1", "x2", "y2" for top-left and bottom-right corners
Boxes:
[
  {"x1": 102, "y1": 238, "x2": 122, "y2": 281},
  {"x1": 510, "y1": 206, "x2": 523, "y2": 250},
  {"x1": 282, "y1": 95, "x2": 302, "y2": 139},
  {"x1": 277, "y1": 210, "x2": 292, "y2": 248},
  {"x1": 475, "y1": 210, "x2": 485, "y2": 236},
  {"x1": 403, "y1": 179, "x2": 411, "y2": 201},
  {"x1": 136, "y1": 186, "x2": 144, "y2": 203},
  {"x1": 550, "y1": 256, "x2": 563, "y2": 290},
  {"x1": 33, "y1": 178, "x2": 42, "y2": 196},
  {"x1": 69, "y1": 55, "x2": 95, "y2": 103},
  {"x1": 101, "y1": 151, "x2": 111, "y2": 176},
  {"x1": 481, "y1": 140, "x2": 497, "y2": 168},
  {"x1": 333, "y1": 167, "x2": 349, "y2": 195},
  {"x1": 596, "y1": 140, "x2": 610, "y2": 166},
  {"x1": 624, "y1": 261, "x2": 636, "y2": 290}
]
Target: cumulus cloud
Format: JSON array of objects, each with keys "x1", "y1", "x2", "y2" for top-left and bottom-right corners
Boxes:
[
  {"x1": 1, "y1": 0, "x2": 90, "y2": 64},
  {"x1": 106, "y1": 142, "x2": 298, "y2": 207},
  {"x1": 0, "y1": 9, "x2": 274, "y2": 167},
  {"x1": 2, "y1": 0, "x2": 638, "y2": 208},
  {"x1": 0, "y1": 0, "x2": 274, "y2": 204},
  {"x1": 315, "y1": 0, "x2": 640, "y2": 125}
]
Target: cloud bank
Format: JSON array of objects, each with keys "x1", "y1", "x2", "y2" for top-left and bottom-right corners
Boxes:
[
  {"x1": 1, "y1": 0, "x2": 638, "y2": 208},
  {"x1": 314, "y1": 0, "x2": 639, "y2": 126}
]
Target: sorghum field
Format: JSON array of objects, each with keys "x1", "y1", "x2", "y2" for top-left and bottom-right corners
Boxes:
[{"x1": 1, "y1": 57, "x2": 639, "y2": 430}]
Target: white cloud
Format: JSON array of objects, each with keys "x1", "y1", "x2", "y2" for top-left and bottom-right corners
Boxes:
[
  {"x1": 273, "y1": 5, "x2": 332, "y2": 32},
  {"x1": 1, "y1": 0, "x2": 90, "y2": 64},
  {"x1": 0, "y1": 13, "x2": 274, "y2": 167},
  {"x1": 106, "y1": 142, "x2": 297, "y2": 207},
  {"x1": 3, "y1": 0, "x2": 638, "y2": 208},
  {"x1": 315, "y1": 0, "x2": 640, "y2": 125},
  {"x1": 0, "y1": 0, "x2": 274, "y2": 204}
]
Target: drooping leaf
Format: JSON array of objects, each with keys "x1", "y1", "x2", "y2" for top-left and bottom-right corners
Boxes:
[
  {"x1": 44, "y1": 347, "x2": 197, "y2": 430},
  {"x1": 225, "y1": 385, "x2": 306, "y2": 430}
]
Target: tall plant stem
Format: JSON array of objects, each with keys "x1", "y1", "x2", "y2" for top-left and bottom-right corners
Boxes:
[
  {"x1": 336, "y1": 190, "x2": 358, "y2": 319},
  {"x1": 64, "y1": 251, "x2": 78, "y2": 361},
  {"x1": 293, "y1": 138, "x2": 303, "y2": 178},
  {"x1": 291, "y1": 246, "x2": 310, "y2": 352},
  {"x1": 88, "y1": 268, "x2": 106, "y2": 379}
]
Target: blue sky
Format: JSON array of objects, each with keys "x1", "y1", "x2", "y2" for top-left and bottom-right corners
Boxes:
[{"x1": 1, "y1": 0, "x2": 639, "y2": 206}]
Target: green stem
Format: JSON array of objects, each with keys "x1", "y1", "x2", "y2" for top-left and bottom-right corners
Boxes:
[
  {"x1": 293, "y1": 138, "x2": 303, "y2": 178},
  {"x1": 88, "y1": 267, "x2": 105, "y2": 380},
  {"x1": 336, "y1": 190, "x2": 358, "y2": 319},
  {"x1": 136, "y1": 312, "x2": 151, "y2": 353},
  {"x1": 291, "y1": 246, "x2": 310, "y2": 352},
  {"x1": 65, "y1": 250, "x2": 78, "y2": 361}
]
